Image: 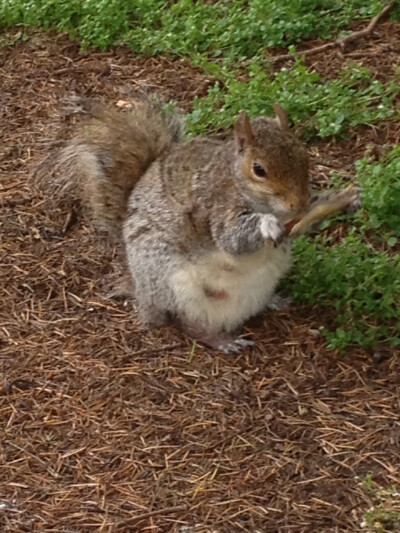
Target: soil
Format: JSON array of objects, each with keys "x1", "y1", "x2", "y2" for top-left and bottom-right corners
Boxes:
[{"x1": 0, "y1": 23, "x2": 399, "y2": 533}]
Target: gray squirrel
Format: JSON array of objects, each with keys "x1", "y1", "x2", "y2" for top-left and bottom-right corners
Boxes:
[{"x1": 39, "y1": 95, "x2": 359, "y2": 354}]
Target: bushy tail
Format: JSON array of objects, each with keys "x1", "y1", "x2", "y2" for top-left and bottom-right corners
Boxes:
[{"x1": 35, "y1": 94, "x2": 184, "y2": 238}]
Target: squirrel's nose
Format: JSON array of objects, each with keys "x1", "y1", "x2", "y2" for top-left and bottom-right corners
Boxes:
[{"x1": 289, "y1": 201, "x2": 302, "y2": 212}]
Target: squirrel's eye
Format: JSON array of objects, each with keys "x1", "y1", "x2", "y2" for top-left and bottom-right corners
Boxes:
[{"x1": 253, "y1": 162, "x2": 267, "y2": 178}]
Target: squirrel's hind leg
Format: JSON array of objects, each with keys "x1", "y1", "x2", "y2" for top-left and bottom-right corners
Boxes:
[{"x1": 133, "y1": 280, "x2": 172, "y2": 327}]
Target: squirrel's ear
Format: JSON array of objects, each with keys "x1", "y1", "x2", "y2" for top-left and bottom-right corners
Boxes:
[
  {"x1": 273, "y1": 103, "x2": 290, "y2": 131},
  {"x1": 235, "y1": 111, "x2": 254, "y2": 153}
]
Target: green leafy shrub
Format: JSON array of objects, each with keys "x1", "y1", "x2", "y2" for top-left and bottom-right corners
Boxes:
[
  {"x1": 187, "y1": 61, "x2": 399, "y2": 138},
  {"x1": 356, "y1": 146, "x2": 400, "y2": 237},
  {"x1": 289, "y1": 148, "x2": 400, "y2": 350},
  {"x1": 1, "y1": 0, "x2": 393, "y2": 57},
  {"x1": 291, "y1": 234, "x2": 400, "y2": 350},
  {"x1": 2, "y1": 0, "x2": 134, "y2": 49}
]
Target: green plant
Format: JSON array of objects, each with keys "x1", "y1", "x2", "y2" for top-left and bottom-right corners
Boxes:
[
  {"x1": 355, "y1": 146, "x2": 400, "y2": 238},
  {"x1": 287, "y1": 147, "x2": 400, "y2": 350},
  {"x1": 1, "y1": 0, "x2": 392, "y2": 57},
  {"x1": 364, "y1": 507, "x2": 400, "y2": 533},
  {"x1": 359, "y1": 475, "x2": 400, "y2": 532},
  {"x1": 187, "y1": 61, "x2": 399, "y2": 138}
]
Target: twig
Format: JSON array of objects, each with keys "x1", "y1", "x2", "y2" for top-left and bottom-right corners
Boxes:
[
  {"x1": 285, "y1": 185, "x2": 360, "y2": 237},
  {"x1": 271, "y1": 2, "x2": 396, "y2": 63},
  {"x1": 61, "y1": 208, "x2": 78, "y2": 234}
]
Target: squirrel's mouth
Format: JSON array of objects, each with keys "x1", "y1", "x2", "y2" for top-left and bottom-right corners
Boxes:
[{"x1": 273, "y1": 209, "x2": 299, "y2": 225}]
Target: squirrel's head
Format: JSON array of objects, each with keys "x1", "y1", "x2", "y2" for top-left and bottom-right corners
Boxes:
[{"x1": 234, "y1": 105, "x2": 309, "y2": 220}]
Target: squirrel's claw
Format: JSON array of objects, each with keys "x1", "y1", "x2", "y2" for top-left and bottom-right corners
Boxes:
[
  {"x1": 183, "y1": 324, "x2": 254, "y2": 355},
  {"x1": 218, "y1": 337, "x2": 255, "y2": 356}
]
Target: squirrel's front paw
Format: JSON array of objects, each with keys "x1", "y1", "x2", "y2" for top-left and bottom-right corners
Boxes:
[{"x1": 260, "y1": 214, "x2": 285, "y2": 246}]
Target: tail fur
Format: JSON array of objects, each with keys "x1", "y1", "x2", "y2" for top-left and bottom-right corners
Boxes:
[{"x1": 35, "y1": 94, "x2": 184, "y2": 238}]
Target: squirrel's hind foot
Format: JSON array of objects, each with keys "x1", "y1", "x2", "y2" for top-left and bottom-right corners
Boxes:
[
  {"x1": 183, "y1": 323, "x2": 254, "y2": 355},
  {"x1": 217, "y1": 336, "x2": 255, "y2": 356}
]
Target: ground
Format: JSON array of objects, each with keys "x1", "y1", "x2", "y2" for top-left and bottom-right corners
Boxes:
[{"x1": 1, "y1": 24, "x2": 400, "y2": 533}]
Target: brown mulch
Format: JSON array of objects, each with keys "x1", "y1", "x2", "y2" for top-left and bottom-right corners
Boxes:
[{"x1": 1, "y1": 27, "x2": 400, "y2": 533}]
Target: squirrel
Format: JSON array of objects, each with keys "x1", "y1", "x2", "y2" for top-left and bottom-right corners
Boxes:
[{"x1": 39, "y1": 94, "x2": 359, "y2": 354}]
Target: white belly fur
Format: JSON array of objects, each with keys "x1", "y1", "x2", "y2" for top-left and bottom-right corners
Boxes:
[{"x1": 169, "y1": 245, "x2": 291, "y2": 333}]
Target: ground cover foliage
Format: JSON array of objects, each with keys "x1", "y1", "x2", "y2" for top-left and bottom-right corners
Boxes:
[
  {"x1": 291, "y1": 148, "x2": 400, "y2": 350},
  {"x1": 2, "y1": 0, "x2": 391, "y2": 55}
]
